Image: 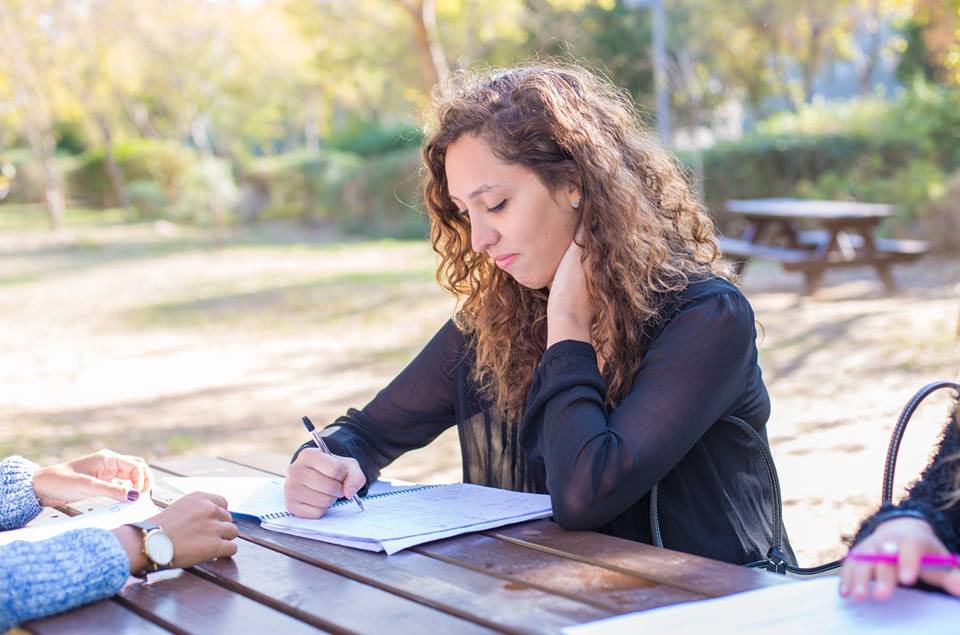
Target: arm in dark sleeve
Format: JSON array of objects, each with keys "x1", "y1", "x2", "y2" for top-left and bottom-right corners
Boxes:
[
  {"x1": 852, "y1": 405, "x2": 960, "y2": 552},
  {"x1": 521, "y1": 291, "x2": 759, "y2": 530},
  {"x1": 293, "y1": 320, "x2": 462, "y2": 489}
]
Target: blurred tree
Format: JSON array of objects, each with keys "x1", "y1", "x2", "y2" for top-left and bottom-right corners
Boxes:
[
  {"x1": 897, "y1": 0, "x2": 960, "y2": 86},
  {"x1": 0, "y1": 0, "x2": 72, "y2": 232}
]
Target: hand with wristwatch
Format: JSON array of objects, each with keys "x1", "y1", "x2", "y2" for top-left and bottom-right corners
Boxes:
[{"x1": 32, "y1": 449, "x2": 239, "y2": 575}]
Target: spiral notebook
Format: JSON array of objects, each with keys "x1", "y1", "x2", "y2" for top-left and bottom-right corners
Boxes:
[{"x1": 164, "y1": 476, "x2": 553, "y2": 555}]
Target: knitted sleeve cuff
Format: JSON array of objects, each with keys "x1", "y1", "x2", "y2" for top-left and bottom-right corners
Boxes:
[{"x1": 0, "y1": 456, "x2": 43, "y2": 530}]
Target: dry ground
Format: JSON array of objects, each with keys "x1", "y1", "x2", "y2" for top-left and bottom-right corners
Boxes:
[{"x1": 1, "y1": 218, "x2": 957, "y2": 566}]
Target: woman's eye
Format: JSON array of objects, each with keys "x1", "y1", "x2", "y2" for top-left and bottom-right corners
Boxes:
[{"x1": 487, "y1": 199, "x2": 507, "y2": 213}]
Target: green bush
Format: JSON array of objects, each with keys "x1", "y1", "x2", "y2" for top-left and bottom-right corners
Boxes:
[
  {"x1": 169, "y1": 157, "x2": 241, "y2": 224},
  {"x1": 125, "y1": 179, "x2": 167, "y2": 218},
  {"x1": 336, "y1": 149, "x2": 427, "y2": 238},
  {"x1": 701, "y1": 133, "x2": 923, "y2": 216},
  {"x1": 794, "y1": 158, "x2": 946, "y2": 238},
  {"x1": 327, "y1": 119, "x2": 424, "y2": 156},
  {"x1": 244, "y1": 149, "x2": 363, "y2": 221},
  {"x1": 66, "y1": 140, "x2": 197, "y2": 208},
  {"x1": 920, "y1": 170, "x2": 960, "y2": 251}
]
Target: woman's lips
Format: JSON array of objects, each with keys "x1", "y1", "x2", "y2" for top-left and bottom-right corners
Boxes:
[{"x1": 494, "y1": 253, "x2": 518, "y2": 268}]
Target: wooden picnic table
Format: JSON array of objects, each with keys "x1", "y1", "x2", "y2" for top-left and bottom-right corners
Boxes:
[
  {"x1": 719, "y1": 198, "x2": 928, "y2": 294},
  {"x1": 20, "y1": 453, "x2": 790, "y2": 635}
]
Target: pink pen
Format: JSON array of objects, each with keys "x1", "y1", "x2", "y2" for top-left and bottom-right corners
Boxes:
[{"x1": 846, "y1": 552, "x2": 960, "y2": 567}]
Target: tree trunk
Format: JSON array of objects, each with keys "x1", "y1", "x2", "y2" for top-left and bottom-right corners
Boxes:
[
  {"x1": 398, "y1": 0, "x2": 450, "y2": 91},
  {"x1": 855, "y1": 0, "x2": 883, "y2": 95},
  {"x1": 96, "y1": 114, "x2": 130, "y2": 211},
  {"x1": 190, "y1": 114, "x2": 226, "y2": 245},
  {"x1": 22, "y1": 114, "x2": 66, "y2": 234}
]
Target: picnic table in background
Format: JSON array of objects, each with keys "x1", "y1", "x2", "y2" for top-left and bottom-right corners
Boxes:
[
  {"x1": 719, "y1": 198, "x2": 929, "y2": 294},
  {"x1": 21, "y1": 454, "x2": 789, "y2": 635}
]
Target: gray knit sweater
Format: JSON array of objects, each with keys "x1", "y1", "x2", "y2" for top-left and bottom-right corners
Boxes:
[{"x1": 0, "y1": 456, "x2": 130, "y2": 630}]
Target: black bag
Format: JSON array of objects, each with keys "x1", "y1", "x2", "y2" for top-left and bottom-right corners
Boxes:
[{"x1": 648, "y1": 380, "x2": 960, "y2": 575}]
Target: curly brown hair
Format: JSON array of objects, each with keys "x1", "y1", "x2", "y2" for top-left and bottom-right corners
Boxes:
[{"x1": 421, "y1": 63, "x2": 733, "y2": 419}]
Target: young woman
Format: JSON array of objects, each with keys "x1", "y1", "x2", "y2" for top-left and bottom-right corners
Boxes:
[
  {"x1": 0, "y1": 449, "x2": 238, "y2": 629},
  {"x1": 841, "y1": 400, "x2": 960, "y2": 600},
  {"x1": 283, "y1": 63, "x2": 794, "y2": 565}
]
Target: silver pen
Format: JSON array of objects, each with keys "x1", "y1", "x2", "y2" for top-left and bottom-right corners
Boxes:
[{"x1": 301, "y1": 416, "x2": 365, "y2": 511}]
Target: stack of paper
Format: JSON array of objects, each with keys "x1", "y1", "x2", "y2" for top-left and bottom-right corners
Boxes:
[{"x1": 164, "y1": 476, "x2": 553, "y2": 555}]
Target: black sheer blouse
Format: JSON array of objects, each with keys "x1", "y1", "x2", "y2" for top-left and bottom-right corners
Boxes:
[{"x1": 297, "y1": 276, "x2": 794, "y2": 565}]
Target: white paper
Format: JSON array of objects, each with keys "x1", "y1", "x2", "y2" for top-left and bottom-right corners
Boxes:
[
  {"x1": 164, "y1": 476, "x2": 286, "y2": 519},
  {"x1": 562, "y1": 577, "x2": 960, "y2": 635},
  {"x1": 262, "y1": 482, "x2": 553, "y2": 554},
  {"x1": 0, "y1": 496, "x2": 160, "y2": 546},
  {"x1": 162, "y1": 476, "x2": 420, "y2": 520}
]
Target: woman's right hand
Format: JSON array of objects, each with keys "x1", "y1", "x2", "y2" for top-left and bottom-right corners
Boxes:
[
  {"x1": 112, "y1": 492, "x2": 239, "y2": 572},
  {"x1": 284, "y1": 448, "x2": 366, "y2": 518},
  {"x1": 840, "y1": 516, "x2": 960, "y2": 600}
]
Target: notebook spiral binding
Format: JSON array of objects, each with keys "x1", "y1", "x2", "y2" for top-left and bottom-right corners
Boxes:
[{"x1": 260, "y1": 484, "x2": 444, "y2": 521}]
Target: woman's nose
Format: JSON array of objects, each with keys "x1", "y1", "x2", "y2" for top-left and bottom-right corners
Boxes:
[{"x1": 470, "y1": 215, "x2": 499, "y2": 254}]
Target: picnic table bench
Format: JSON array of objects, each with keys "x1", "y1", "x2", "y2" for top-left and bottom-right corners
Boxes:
[
  {"x1": 719, "y1": 198, "x2": 928, "y2": 294},
  {"x1": 20, "y1": 453, "x2": 789, "y2": 634}
]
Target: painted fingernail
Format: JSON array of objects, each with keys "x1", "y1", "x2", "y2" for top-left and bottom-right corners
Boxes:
[
  {"x1": 127, "y1": 490, "x2": 140, "y2": 502},
  {"x1": 838, "y1": 584, "x2": 848, "y2": 596},
  {"x1": 854, "y1": 583, "x2": 866, "y2": 596}
]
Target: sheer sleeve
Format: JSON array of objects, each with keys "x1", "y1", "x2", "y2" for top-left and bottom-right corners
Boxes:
[
  {"x1": 520, "y1": 290, "x2": 762, "y2": 530},
  {"x1": 294, "y1": 320, "x2": 463, "y2": 488},
  {"x1": 852, "y1": 407, "x2": 960, "y2": 552}
]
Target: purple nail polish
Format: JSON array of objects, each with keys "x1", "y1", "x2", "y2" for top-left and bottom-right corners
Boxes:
[{"x1": 127, "y1": 490, "x2": 140, "y2": 502}]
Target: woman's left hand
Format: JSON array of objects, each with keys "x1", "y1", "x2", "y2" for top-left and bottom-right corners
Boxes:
[
  {"x1": 547, "y1": 232, "x2": 593, "y2": 347},
  {"x1": 32, "y1": 449, "x2": 153, "y2": 507}
]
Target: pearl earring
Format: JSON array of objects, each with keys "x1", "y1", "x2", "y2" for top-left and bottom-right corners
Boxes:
[{"x1": 571, "y1": 197, "x2": 580, "y2": 209}]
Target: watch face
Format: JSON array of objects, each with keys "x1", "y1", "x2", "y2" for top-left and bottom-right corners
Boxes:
[{"x1": 145, "y1": 530, "x2": 175, "y2": 566}]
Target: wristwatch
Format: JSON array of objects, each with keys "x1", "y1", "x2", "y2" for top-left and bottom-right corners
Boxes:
[{"x1": 126, "y1": 521, "x2": 175, "y2": 573}]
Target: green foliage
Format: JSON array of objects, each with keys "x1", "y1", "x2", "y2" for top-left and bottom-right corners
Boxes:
[
  {"x1": 242, "y1": 147, "x2": 426, "y2": 237},
  {"x1": 67, "y1": 139, "x2": 197, "y2": 208},
  {"x1": 702, "y1": 133, "x2": 923, "y2": 214},
  {"x1": 703, "y1": 83, "x2": 960, "y2": 250},
  {"x1": 794, "y1": 158, "x2": 946, "y2": 236},
  {"x1": 244, "y1": 149, "x2": 364, "y2": 221},
  {"x1": 54, "y1": 120, "x2": 89, "y2": 155},
  {"x1": 337, "y1": 149, "x2": 427, "y2": 238},
  {"x1": 125, "y1": 179, "x2": 167, "y2": 217},
  {"x1": 327, "y1": 119, "x2": 424, "y2": 157}
]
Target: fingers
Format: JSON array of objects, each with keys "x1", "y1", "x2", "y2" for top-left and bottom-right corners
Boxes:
[
  {"x1": 939, "y1": 569, "x2": 960, "y2": 596},
  {"x1": 218, "y1": 539, "x2": 239, "y2": 559},
  {"x1": 75, "y1": 473, "x2": 130, "y2": 502},
  {"x1": 87, "y1": 449, "x2": 152, "y2": 494},
  {"x1": 896, "y1": 538, "x2": 924, "y2": 587},
  {"x1": 342, "y1": 459, "x2": 366, "y2": 499},
  {"x1": 285, "y1": 499, "x2": 327, "y2": 519}
]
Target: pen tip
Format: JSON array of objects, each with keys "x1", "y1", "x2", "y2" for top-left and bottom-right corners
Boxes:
[{"x1": 301, "y1": 416, "x2": 315, "y2": 432}]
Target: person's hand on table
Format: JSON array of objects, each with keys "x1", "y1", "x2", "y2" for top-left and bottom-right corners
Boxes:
[
  {"x1": 840, "y1": 516, "x2": 960, "y2": 600},
  {"x1": 32, "y1": 449, "x2": 153, "y2": 507},
  {"x1": 112, "y1": 492, "x2": 239, "y2": 573},
  {"x1": 284, "y1": 448, "x2": 366, "y2": 518}
]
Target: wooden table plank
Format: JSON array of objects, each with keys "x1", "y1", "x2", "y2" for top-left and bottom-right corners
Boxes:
[
  {"x1": 415, "y1": 533, "x2": 706, "y2": 612},
  {"x1": 233, "y1": 518, "x2": 611, "y2": 634},
  {"x1": 114, "y1": 568, "x2": 327, "y2": 635},
  {"x1": 486, "y1": 521, "x2": 790, "y2": 597},
  {"x1": 23, "y1": 599, "x2": 172, "y2": 635},
  {"x1": 190, "y1": 537, "x2": 497, "y2": 634}
]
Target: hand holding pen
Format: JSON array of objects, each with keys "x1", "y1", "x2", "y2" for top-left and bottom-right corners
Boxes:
[
  {"x1": 282, "y1": 417, "x2": 367, "y2": 518},
  {"x1": 840, "y1": 516, "x2": 960, "y2": 601},
  {"x1": 301, "y1": 417, "x2": 365, "y2": 512}
]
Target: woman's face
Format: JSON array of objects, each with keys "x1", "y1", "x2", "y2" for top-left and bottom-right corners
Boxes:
[{"x1": 444, "y1": 133, "x2": 578, "y2": 290}]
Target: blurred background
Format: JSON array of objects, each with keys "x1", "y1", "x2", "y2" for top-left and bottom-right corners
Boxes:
[{"x1": 0, "y1": 0, "x2": 958, "y2": 566}]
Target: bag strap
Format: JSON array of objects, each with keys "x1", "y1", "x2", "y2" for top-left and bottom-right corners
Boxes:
[{"x1": 882, "y1": 381, "x2": 960, "y2": 505}]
